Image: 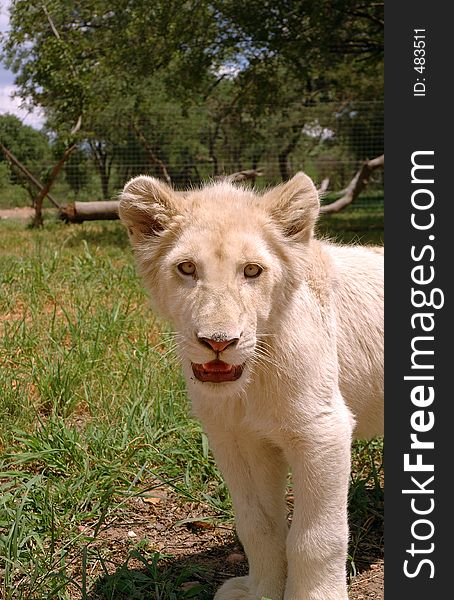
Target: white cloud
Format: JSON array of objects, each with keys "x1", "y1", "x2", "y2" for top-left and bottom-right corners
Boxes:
[
  {"x1": 0, "y1": 84, "x2": 45, "y2": 129},
  {"x1": 0, "y1": 6, "x2": 10, "y2": 35},
  {"x1": 302, "y1": 120, "x2": 334, "y2": 141},
  {"x1": 215, "y1": 63, "x2": 241, "y2": 79},
  {"x1": 0, "y1": 1, "x2": 44, "y2": 129}
]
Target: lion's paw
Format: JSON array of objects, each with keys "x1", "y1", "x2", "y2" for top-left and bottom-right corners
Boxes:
[{"x1": 214, "y1": 576, "x2": 258, "y2": 600}]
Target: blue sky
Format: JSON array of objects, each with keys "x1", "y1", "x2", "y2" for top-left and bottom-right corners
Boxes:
[{"x1": 0, "y1": 1, "x2": 44, "y2": 129}]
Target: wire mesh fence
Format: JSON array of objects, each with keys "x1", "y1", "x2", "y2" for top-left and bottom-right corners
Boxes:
[{"x1": 0, "y1": 101, "x2": 383, "y2": 211}]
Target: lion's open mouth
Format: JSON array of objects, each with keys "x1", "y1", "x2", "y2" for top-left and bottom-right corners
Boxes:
[{"x1": 191, "y1": 360, "x2": 244, "y2": 383}]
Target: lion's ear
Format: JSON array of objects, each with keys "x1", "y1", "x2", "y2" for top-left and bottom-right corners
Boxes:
[
  {"x1": 119, "y1": 176, "x2": 178, "y2": 241},
  {"x1": 262, "y1": 172, "x2": 319, "y2": 242}
]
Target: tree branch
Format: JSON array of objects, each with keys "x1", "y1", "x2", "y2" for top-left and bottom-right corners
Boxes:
[
  {"x1": 318, "y1": 177, "x2": 330, "y2": 195},
  {"x1": 216, "y1": 169, "x2": 263, "y2": 183},
  {"x1": 319, "y1": 154, "x2": 384, "y2": 214}
]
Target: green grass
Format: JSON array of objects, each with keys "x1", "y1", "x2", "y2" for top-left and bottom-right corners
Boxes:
[
  {"x1": 317, "y1": 203, "x2": 384, "y2": 245},
  {"x1": 0, "y1": 217, "x2": 383, "y2": 599}
]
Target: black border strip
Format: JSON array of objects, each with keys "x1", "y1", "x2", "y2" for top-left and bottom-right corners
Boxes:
[{"x1": 386, "y1": 3, "x2": 452, "y2": 597}]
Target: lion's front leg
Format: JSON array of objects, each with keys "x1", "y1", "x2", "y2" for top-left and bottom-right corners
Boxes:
[
  {"x1": 283, "y1": 401, "x2": 353, "y2": 600},
  {"x1": 207, "y1": 431, "x2": 289, "y2": 600}
]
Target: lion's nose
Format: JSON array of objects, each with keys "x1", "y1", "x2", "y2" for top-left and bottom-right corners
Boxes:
[{"x1": 197, "y1": 336, "x2": 239, "y2": 353}]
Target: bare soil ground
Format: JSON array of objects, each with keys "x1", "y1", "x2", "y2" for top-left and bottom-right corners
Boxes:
[
  {"x1": 0, "y1": 207, "x2": 57, "y2": 221},
  {"x1": 0, "y1": 207, "x2": 36, "y2": 220},
  {"x1": 73, "y1": 485, "x2": 383, "y2": 599}
]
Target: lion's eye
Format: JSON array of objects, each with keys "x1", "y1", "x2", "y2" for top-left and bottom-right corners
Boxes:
[
  {"x1": 244, "y1": 264, "x2": 263, "y2": 278},
  {"x1": 178, "y1": 261, "x2": 196, "y2": 276}
]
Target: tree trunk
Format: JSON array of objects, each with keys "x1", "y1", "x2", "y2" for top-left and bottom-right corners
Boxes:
[
  {"x1": 278, "y1": 125, "x2": 303, "y2": 181},
  {"x1": 89, "y1": 141, "x2": 112, "y2": 200},
  {"x1": 132, "y1": 124, "x2": 172, "y2": 185},
  {"x1": 31, "y1": 114, "x2": 81, "y2": 224},
  {"x1": 208, "y1": 117, "x2": 224, "y2": 177},
  {"x1": 33, "y1": 144, "x2": 76, "y2": 227}
]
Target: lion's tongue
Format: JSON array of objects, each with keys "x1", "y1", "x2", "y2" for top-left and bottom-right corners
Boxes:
[
  {"x1": 191, "y1": 360, "x2": 243, "y2": 382},
  {"x1": 202, "y1": 360, "x2": 232, "y2": 373}
]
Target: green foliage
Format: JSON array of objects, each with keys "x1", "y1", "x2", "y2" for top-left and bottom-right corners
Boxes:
[
  {"x1": 0, "y1": 113, "x2": 51, "y2": 180},
  {"x1": 2, "y1": 1, "x2": 383, "y2": 132},
  {"x1": 1, "y1": 1, "x2": 222, "y2": 131},
  {"x1": 0, "y1": 114, "x2": 54, "y2": 204},
  {"x1": 0, "y1": 162, "x2": 31, "y2": 208},
  {"x1": 0, "y1": 114, "x2": 49, "y2": 163},
  {"x1": 1, "y1": 2, "x2": 383, "y2": 208},
  {"x1": 213, "y1": 0, "x2": 384, "y2": 70}
]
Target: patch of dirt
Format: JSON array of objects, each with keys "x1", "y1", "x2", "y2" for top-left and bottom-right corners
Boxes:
[
  {"x1": 0, "y1": 207, "x2": 35, "y2": 220},
  {"x1": 349, "y1": 561, "x2": 384, "y2": 599},
  {"x1": 68, "y1": 483, "x2": 383, "y2": 599},
  {"x1": 0, "y1": 207, "x2": 56, "y2": 220}
]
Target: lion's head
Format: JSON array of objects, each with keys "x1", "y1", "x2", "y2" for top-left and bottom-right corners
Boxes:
[{"x1": 119, "y1": 173, "x2": 319, "y2": 399}]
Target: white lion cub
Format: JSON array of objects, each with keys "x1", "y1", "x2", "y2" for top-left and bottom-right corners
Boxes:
[{"x1": 119, "y1": 173, "x2": 383, "y2": 600}]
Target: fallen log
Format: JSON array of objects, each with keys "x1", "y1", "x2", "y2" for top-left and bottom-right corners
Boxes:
[
  {"x1": 59, "y1": 170, "x2": 264, "y2": 223},
  {"x1": 59, "y1": 200, "x2": 120, "y2": 223},
  {"x1": 59, "y1": 160, "x2": 383, "y2": 224}
]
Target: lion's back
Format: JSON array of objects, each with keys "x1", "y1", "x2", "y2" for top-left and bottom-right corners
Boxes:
[{"x1": 326, "y1": 243, "x2": 384, "y2": 438}]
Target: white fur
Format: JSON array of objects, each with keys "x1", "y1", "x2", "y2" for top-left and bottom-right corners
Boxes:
[{"x1": 119, "y1": 173, "x2": 384, "y2": 600}]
